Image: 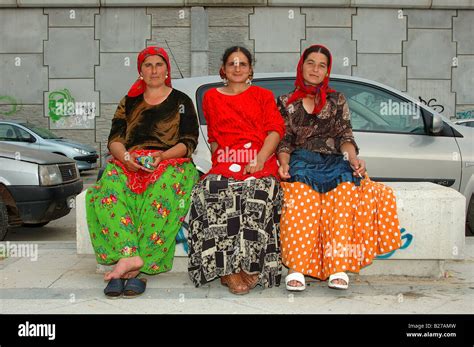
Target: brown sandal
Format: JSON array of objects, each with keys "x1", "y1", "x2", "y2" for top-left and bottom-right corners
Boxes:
[
  {"x1": 220, "y1": 273, "x2": 249, "y2": 295},
  {"x1": 239, "y1": 270, "x2": 259, "y2": 289}
]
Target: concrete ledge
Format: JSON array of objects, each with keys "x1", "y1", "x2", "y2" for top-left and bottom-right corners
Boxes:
[
  {"x1": 1, "y1": 0, "x2": 473, "y2": 8},
  {"x1": 17, "y1": 0, "x2": 100, "y2": 7},
  {"x1": 77, "y1": 182, "x2": 466, "y2": 278},
  {"x1": 360, "y1": 259, "x2": 445, "y2": 278}
]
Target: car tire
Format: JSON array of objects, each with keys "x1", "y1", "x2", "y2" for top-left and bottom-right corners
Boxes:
[
  {"x1": 0, "y1": 197, "x2": 9, "y2": 241},
  {"x1": 22, "y1": 222, "x2": 49, "y2": 228},
  {"x1": 466, "y1": 195, "x2": 474, "y2": 236}
]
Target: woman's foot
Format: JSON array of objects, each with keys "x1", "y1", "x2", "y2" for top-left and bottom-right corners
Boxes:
[
  {"x1": 122, "y1": 270, "x2": 141, "y2": 279},
  {"x1": 328, "y1": 272, "x2": 349, "y2": 290},
  {"x1": 239, "y1": 269, "x2": 259, "y2": 289},
  {"x1": 286, "y1": 269, "x2": 305, "y2": 288},
  {"x1": 221, "y1": 273, "x2": 250, "y2": 295},
  {"x1": 104, "y1": 256, "x2": 144, "y2": 281}
]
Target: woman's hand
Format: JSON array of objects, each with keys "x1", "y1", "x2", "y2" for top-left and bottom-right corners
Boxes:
[
  {"x1": 122, "y1": 152, "x2": 154, "y2": 173},
  {"x1": 349, "y1": 157, "x2": 366, "y2": 177},
  {"x1": 243, "y1": 156, "x2": 265, "y2": 175},
  {"x1": 151, "y1": 151, "x2": 164, "y2": 168},
  {"x1": 121, "y1": 152, "x2": 142, "y2": 172},
  {"x1": 278, "y1": 163, "x2": 291, "y2": 180}
]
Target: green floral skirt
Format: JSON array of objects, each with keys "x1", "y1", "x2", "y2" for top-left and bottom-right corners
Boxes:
[{"x1": 86, "y1": 161, "x2": 198, "y2": 274}]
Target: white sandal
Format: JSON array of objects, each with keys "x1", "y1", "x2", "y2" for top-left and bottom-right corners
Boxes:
[
  {"x1": 328, "y1": 272, "x2": 349, "y2": 290},
  {"x1": 285, "y1": 272, "x2": 306, "y2": 291}
]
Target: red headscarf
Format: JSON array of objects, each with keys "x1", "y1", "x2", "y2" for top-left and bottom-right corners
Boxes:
[
  {"x1": 287, "y1": 44, "x2": 335, "y2": 115},
  {"x1": 127, "y1": 46, "x2": 172, "y2": 97}
]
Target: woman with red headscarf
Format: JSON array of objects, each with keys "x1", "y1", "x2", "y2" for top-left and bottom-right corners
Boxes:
[
  {"x1": 86, "y1": 46, "x2": 199, "y2": 298},
  {"x1": 277, "y1": 45, "x2": 401, "y2": 291}
]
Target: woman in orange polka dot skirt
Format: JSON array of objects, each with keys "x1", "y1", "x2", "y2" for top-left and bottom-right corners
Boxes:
[{"x1": 276, "y1": 44, "x2": 402, "y2": 291}]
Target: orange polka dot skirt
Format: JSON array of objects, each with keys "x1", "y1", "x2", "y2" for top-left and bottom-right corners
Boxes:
[{"x1": 280, "y1": 178, "x2": 402, "y2": 280}]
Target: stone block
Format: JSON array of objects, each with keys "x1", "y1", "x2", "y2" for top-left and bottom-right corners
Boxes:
[
  {"x1": 254, "y1": 52, "x2": 300, "y2": 73},
  {"x1": 303, "y1": 27, "x2": 356, "y2": 75},
  {"x1": 103, "y1": 0, "x2": 184, "y2": 5},
  {"x1": 405, "y1": 9, "x2": 455, "y2": 28},
  {"x1": 0, "y1": 9, "x2": 47, "y2": 53},
  {"x1": 453, "y1": 10, "x2": 474, "y2": 54},
  {"x1": 44, "y1": 28, "x2": 99, "y2": 78},
  {"x1": 250, "y1": 7, "x2": 305, "y2": 53},
  {"x1": 354, "y1": 54, "x2": 406, "y2": 91},
  {"x1": 0, "y1": 105, "x2": 47, "y2": 128},
  {"x1": 208, "y1": 7, "x2": 252, "y2": 26},
  {"x1": 353, "y1": 8, "x2": 406, "y2": 53},
  {"x1": 302, "y1": 7, "x2": 355, "y2": 27},
  {"x1": 403, "y1": 29, "x2": 455, "y2": 79},
  {"x1": 44, "y1": 79, "x2": 99, "y2": 130},
  {"x1": 148, "y1": 7, "x2": 190, "y2": 27},
  {"x1": 432, "y1": 0, "x2": 474, "y2": 9},
  {"x1": 269, "y1": 0, "x2": 349, "y2": 6},
  {"x1": 95, "y1": 53, "x2": 139, "y2": 104},
  {"x1": 0, "y1": 54, "x2": 48, "y2": 104},
  {"x1": 149, "y1": 27, "x2": 191, "y2": 78},
  {"x1": 44, "y1": 8, "x2": 99, "y2": 27},
  {"x1": 352, "y1": 0, "x2": 431, "y2": 8},
  {"x1": 191, "y1": 6, "x2": 208, "y2": 51},
  {"x1": 95, "y1": 8, "x2": 151, "y2": 52},
  {"x1": 453, "y1": 56, "x2": 474, "y2": 104}
]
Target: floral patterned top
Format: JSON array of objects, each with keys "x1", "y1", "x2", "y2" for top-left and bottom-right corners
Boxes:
[{"x1": 276, "y1": 91, "x2": 359, "y2": 155}]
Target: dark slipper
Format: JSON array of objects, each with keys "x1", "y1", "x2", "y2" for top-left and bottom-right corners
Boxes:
[
  {"x1": 104, "y1": 278, "x2": 126, "y2": 299},
  {"x1": 123, "y1": 277, "x2": 147, "y2": 298}
]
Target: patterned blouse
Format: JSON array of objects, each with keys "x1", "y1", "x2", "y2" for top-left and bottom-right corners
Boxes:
[
  {"x1": 276, "y1": 91, "x2": 359, "y2": 155},
  {"x1": 108, "y1": 89, "x2": 199, "y2": 158}
]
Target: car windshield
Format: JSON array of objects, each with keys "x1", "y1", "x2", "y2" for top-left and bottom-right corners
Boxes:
[{"x1": 21, "y1": 123, "x2": 61, "y2": 139}]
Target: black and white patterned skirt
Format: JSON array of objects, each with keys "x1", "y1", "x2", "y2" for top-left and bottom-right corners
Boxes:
[{"x1": 187, "y1": 174, "x2": 282, "y2": 288}]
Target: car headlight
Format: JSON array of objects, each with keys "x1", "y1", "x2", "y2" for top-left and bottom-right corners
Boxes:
[
  {"x1": 39, "y1": 165, "x2": 63, "y2": 186},
  {"x1": 73, "y1": 147, "x2": 89, "y2": 155}
]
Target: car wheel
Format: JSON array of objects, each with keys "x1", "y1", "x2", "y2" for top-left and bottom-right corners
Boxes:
[
  {"x1": 22, "y1": 222, "x2": 49, "y2": 228},
  {"x1": 0, "y1": 197, "x2": 9, "y2": 241},
  {"x1": 466, "y1": 196, "x2": 474, "y2": 236}
]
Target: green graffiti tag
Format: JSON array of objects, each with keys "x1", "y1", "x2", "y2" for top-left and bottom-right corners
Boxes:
[
  {"x1": 0, "y1": 96, "x2": 23, "y2": 117},
  {"x1": 48, "y1": 89, "x2": 76, "y2": 122}
]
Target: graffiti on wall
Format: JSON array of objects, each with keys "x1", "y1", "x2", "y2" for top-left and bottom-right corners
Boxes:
[
  {"x1": 418, "y1": 96, "x2": 445, "y2": 114},
  {"x1": 456, "y1": 110, "x2": 474, "y2": 119},
  {"x1": 0, "y1": 95, "x2": 22, "y2": 117},
  {"x1": 48, "y1": 89, "x2": 96, "y2": 123},
  {"x1": 376, "y1": 227, "x2": 413, "y2": 259}
]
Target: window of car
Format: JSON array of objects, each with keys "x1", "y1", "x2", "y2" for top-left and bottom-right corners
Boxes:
[
  {"x1": 15, "y1": 126, "x2": 33, "y2": 141},
  {"x1": 0, "y1": 124, "x2": 20, "y2": 141},
  {"x1": 195, "y1": 77, "x2": 425, "y2": 135},
  {"x1": 330, "y1": 80, "x2": 426, "y2": 135}
]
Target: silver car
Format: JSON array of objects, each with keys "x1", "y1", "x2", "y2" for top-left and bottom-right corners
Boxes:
[
  {"x1": 172, "y1": 73, "x2": 474, "y2": 234},
  {"x1": 455, "y1": 118, "x2": 474, "y2": 128},
  {"x1": 0, "y1": 142, "x2": 83, "y2": 239},
  {"x1": 0, "y1": 120, "x2": 98, "y2": 171}
]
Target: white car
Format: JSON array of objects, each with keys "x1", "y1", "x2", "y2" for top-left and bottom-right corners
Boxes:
[{"x1": 173, "y1": 73, "x2": 474, "y2": 235}]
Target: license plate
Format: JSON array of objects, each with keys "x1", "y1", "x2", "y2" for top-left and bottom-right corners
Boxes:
[{"x1": 91, "y1": 162, "x2": 97, "y2": 169}]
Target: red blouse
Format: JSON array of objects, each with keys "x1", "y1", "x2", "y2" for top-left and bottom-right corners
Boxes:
[{"x1": 203, "y1": 86, "x2": 286, "y2": 181}]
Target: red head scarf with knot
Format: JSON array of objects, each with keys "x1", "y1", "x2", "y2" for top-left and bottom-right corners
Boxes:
[
  {"x1": 287, "y1": 44, "x2": 335, "y2": 115},
  {"x1": 127, "y1": 46, "x2": 172, "y2": 97}
]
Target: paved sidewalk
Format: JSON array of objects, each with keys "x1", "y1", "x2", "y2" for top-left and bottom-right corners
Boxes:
[{"x1": 1, "y1": 239, "x2": 473, "y2": 314}]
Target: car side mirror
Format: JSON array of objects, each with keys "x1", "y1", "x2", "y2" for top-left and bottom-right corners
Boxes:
[
  {"x1": 431, "y1": 114, "x2": 444, "y2": 134},
  {"x1": 25, "y1": 136, "x2": 36, "y2": 143}
]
